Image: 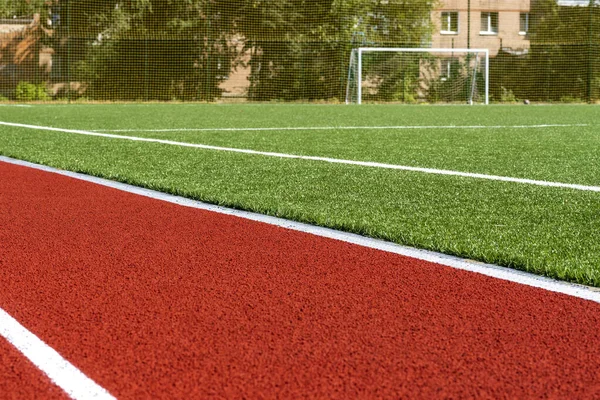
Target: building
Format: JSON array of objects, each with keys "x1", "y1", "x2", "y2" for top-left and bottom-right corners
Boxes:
[{"x1": 432, "y1": 0, "x2": 531, "y2": 56}]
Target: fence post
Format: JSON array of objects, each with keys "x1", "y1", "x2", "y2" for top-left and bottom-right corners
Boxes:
[
  {"x1": 67, "y1": 0, "x2": 70, "y2": 103},
  {"x1": 587, "y1": 0, "x2": 595, "y2": 103},
  {"x1": 145, "y1": 35, "x2": 149, "y2": 101}
]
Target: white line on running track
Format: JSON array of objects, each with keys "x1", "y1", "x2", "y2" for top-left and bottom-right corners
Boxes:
[
  {"x1": 2, "y1": 156, "x2": 599, "y2": 304},
  {"x1": 1, "y1": 120, "x2": 599, "y2": 193},
  {"x1": 0, "y1": 308, "x2": 115, "y2": 399},
  {"x1": 100, "y1": 123, "x2": 589, "y2": 132}
]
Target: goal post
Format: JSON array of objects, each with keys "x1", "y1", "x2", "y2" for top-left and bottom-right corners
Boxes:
[{"x1": 346, "y1": 47, "x2": 489, "y2": 105}]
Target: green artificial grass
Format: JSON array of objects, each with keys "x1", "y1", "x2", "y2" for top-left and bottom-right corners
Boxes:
[
  {"x1": 2, "y1": 103, "x2": 599, "y2": 184},
  {"x1": 1, "y1": 103, "x2": 599, "y2": 286}
]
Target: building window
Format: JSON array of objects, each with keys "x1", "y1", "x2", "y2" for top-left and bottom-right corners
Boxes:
[
  {"x1": 440, "y1": 58, "x2": 453, "y2": 80},
  {"x1": 519, "y1": 13, "x2": 529, "y2": 35},
  {"x1": 441, "y1": 11, "x2": 458, "y2": 34},
  {"x1": 480, "y1": 12, "x2": 498, "y2": 35}
]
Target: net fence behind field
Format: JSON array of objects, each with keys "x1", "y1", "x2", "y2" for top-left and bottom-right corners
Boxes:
[{"x1": 0, "y1": 0, "x2": 598, "y2": 103}]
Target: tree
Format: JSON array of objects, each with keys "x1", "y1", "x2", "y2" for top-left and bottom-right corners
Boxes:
[
  {"x1": 527, "y1": 0, "x2": 600, "y2": 101},
  {"x1": 233, "y1": 0, "x2": 435, "y2": 101},
  {"x1": 0, "y1": 0, "x2": 46, "y2": 19},
  {"x1": 63, "y1": 0, "x2": 236, "y2": 100},
  {"x1": 52, "y1": 0, "x2": 436, "y2": 101}
]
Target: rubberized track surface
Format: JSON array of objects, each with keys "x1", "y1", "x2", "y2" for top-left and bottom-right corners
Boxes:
[
  {"x1": 1, "y1": 161, "x2": 600, "y2": 398},
  {"x1": 0, "y1": 338, "x2": 66, "y2": 399}
]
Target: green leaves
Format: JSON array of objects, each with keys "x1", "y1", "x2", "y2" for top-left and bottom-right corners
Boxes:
[
  {"x1": 0, "y1": 0, "x2": 46, "y2": 19},
  {"x1": 43, "y1": 1, "x2": 436, "y2": 101}
]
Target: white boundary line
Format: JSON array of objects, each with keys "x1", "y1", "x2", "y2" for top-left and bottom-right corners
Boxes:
[
  {"x1": 0, "y1": 104, "x2": 33, "y2": 107},
  {"x1": 1, "y1": 156, "x2": 599, "y2": 304},
  {"x1": 0, "y1": 308, "x2": 115, "y2": 399},
  {"x1": 98, "y1": 123, "x2": 589, "y2": 133},
  {"x1": 1, "y1": 120, "x2": 600, "y2": 192}
]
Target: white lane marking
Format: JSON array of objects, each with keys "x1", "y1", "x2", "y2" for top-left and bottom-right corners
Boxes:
[
  {"x1": 1, "y1": 120, "x2": 599, "y2": 193},
  {"x1": 2, "y1": 156, "x2": 599, "y2": 304},
  {"x1": 0, "y1": 308, "x2": 116, "y2": 399},
  {"x1": 99, "y1": 124, "x2": 589, "y2": 132}
]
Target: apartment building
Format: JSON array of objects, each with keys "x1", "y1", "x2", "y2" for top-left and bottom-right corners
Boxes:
[{"x1": 432, "y1": 0, "x2": 531, "y2": 56}]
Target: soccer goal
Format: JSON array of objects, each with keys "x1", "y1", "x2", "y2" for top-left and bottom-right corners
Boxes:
[{"x1": 346, "y1": 48, "x2": 489, "y2": 105}]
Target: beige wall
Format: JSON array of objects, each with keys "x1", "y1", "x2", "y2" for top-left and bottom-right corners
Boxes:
[
  {"x1": 0, "y1": 24, "x2": 28, "y2": 34},
  {"x1": 0, "y1": 16, "x2": 51, "y2": 83},
  {"x1": 432, "y1": 0, "x2": 530, "y2": 56}
]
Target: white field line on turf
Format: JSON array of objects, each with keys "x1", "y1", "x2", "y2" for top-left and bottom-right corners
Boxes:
[
  {"x1": 0, "y1": 104, "x2": 32, "y2": 107},
  {"x1": 1, "y1": 120, "x2": 600, "y2": 193},
  {"x1": 2, "y1": 155, "x2": 599, "y2": 304},
  {"x1": 0, "y1": 308, "x2": 115, "y2": 400},
  {"x1": 99, "y1": 123, "x2": 589, "y2": 132}
]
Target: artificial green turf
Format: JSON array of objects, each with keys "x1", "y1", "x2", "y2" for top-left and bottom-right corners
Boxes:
[
  {"x1": 2, "y1": 103, "x2": 599, "y2": 185},
  {"x1": 1, "y1": 104, "x2": 599, "y2": 286}
]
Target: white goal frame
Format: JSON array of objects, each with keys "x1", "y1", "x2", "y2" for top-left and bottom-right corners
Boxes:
[{"x1": 348, "y1": 47, "x2": 489, "y2": 105}]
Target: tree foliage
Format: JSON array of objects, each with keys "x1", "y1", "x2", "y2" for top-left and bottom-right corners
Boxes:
[
  {"x1": 496, "y1": 0, "x2": 600, "y2": 102},
  {"x1": 233, "y1": 0, "x2": 435, "y2": 100},
  {"x1": 0, "y1": 0, "x2": 46, "y2": 19},
  {"x1": 54, "y1": 0, "x2": 435, "y2": 101},
  {"x1": 533, "y1": 0, "x2": 599, "y2": 101}
]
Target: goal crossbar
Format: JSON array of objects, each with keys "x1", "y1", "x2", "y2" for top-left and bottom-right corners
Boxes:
[{"x1": 352, "y1": 47, "x2": 490, "y2": 105}]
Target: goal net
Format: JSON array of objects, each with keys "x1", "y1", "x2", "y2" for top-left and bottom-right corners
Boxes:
[{"x1": 346, "y1": 48, "x2": 489, "y2": 105}]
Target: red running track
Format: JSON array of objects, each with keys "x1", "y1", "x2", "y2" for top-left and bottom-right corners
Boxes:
[
  {"x1": 0, "y1": 338, "x2": 67, "y2": 399},
  {"x1": 1, "y1": 160, "x2": 600, "y2": 399}
]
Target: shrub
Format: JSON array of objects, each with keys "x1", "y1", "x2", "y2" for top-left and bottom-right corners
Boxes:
[
  {"x1": 559, "y1": 95, "x2": 585, "y2": 103},
  {"x1": 15, "y1": 82, "x2": 50, "y2": 101},
  {"x1": 500, "y1": 86, "x2": 518, "y2": 103}
]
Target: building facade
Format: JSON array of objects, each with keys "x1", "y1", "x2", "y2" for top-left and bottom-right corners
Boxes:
[{"x1": 432, "y1": 0, "x2": 531, "y2": 56}]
